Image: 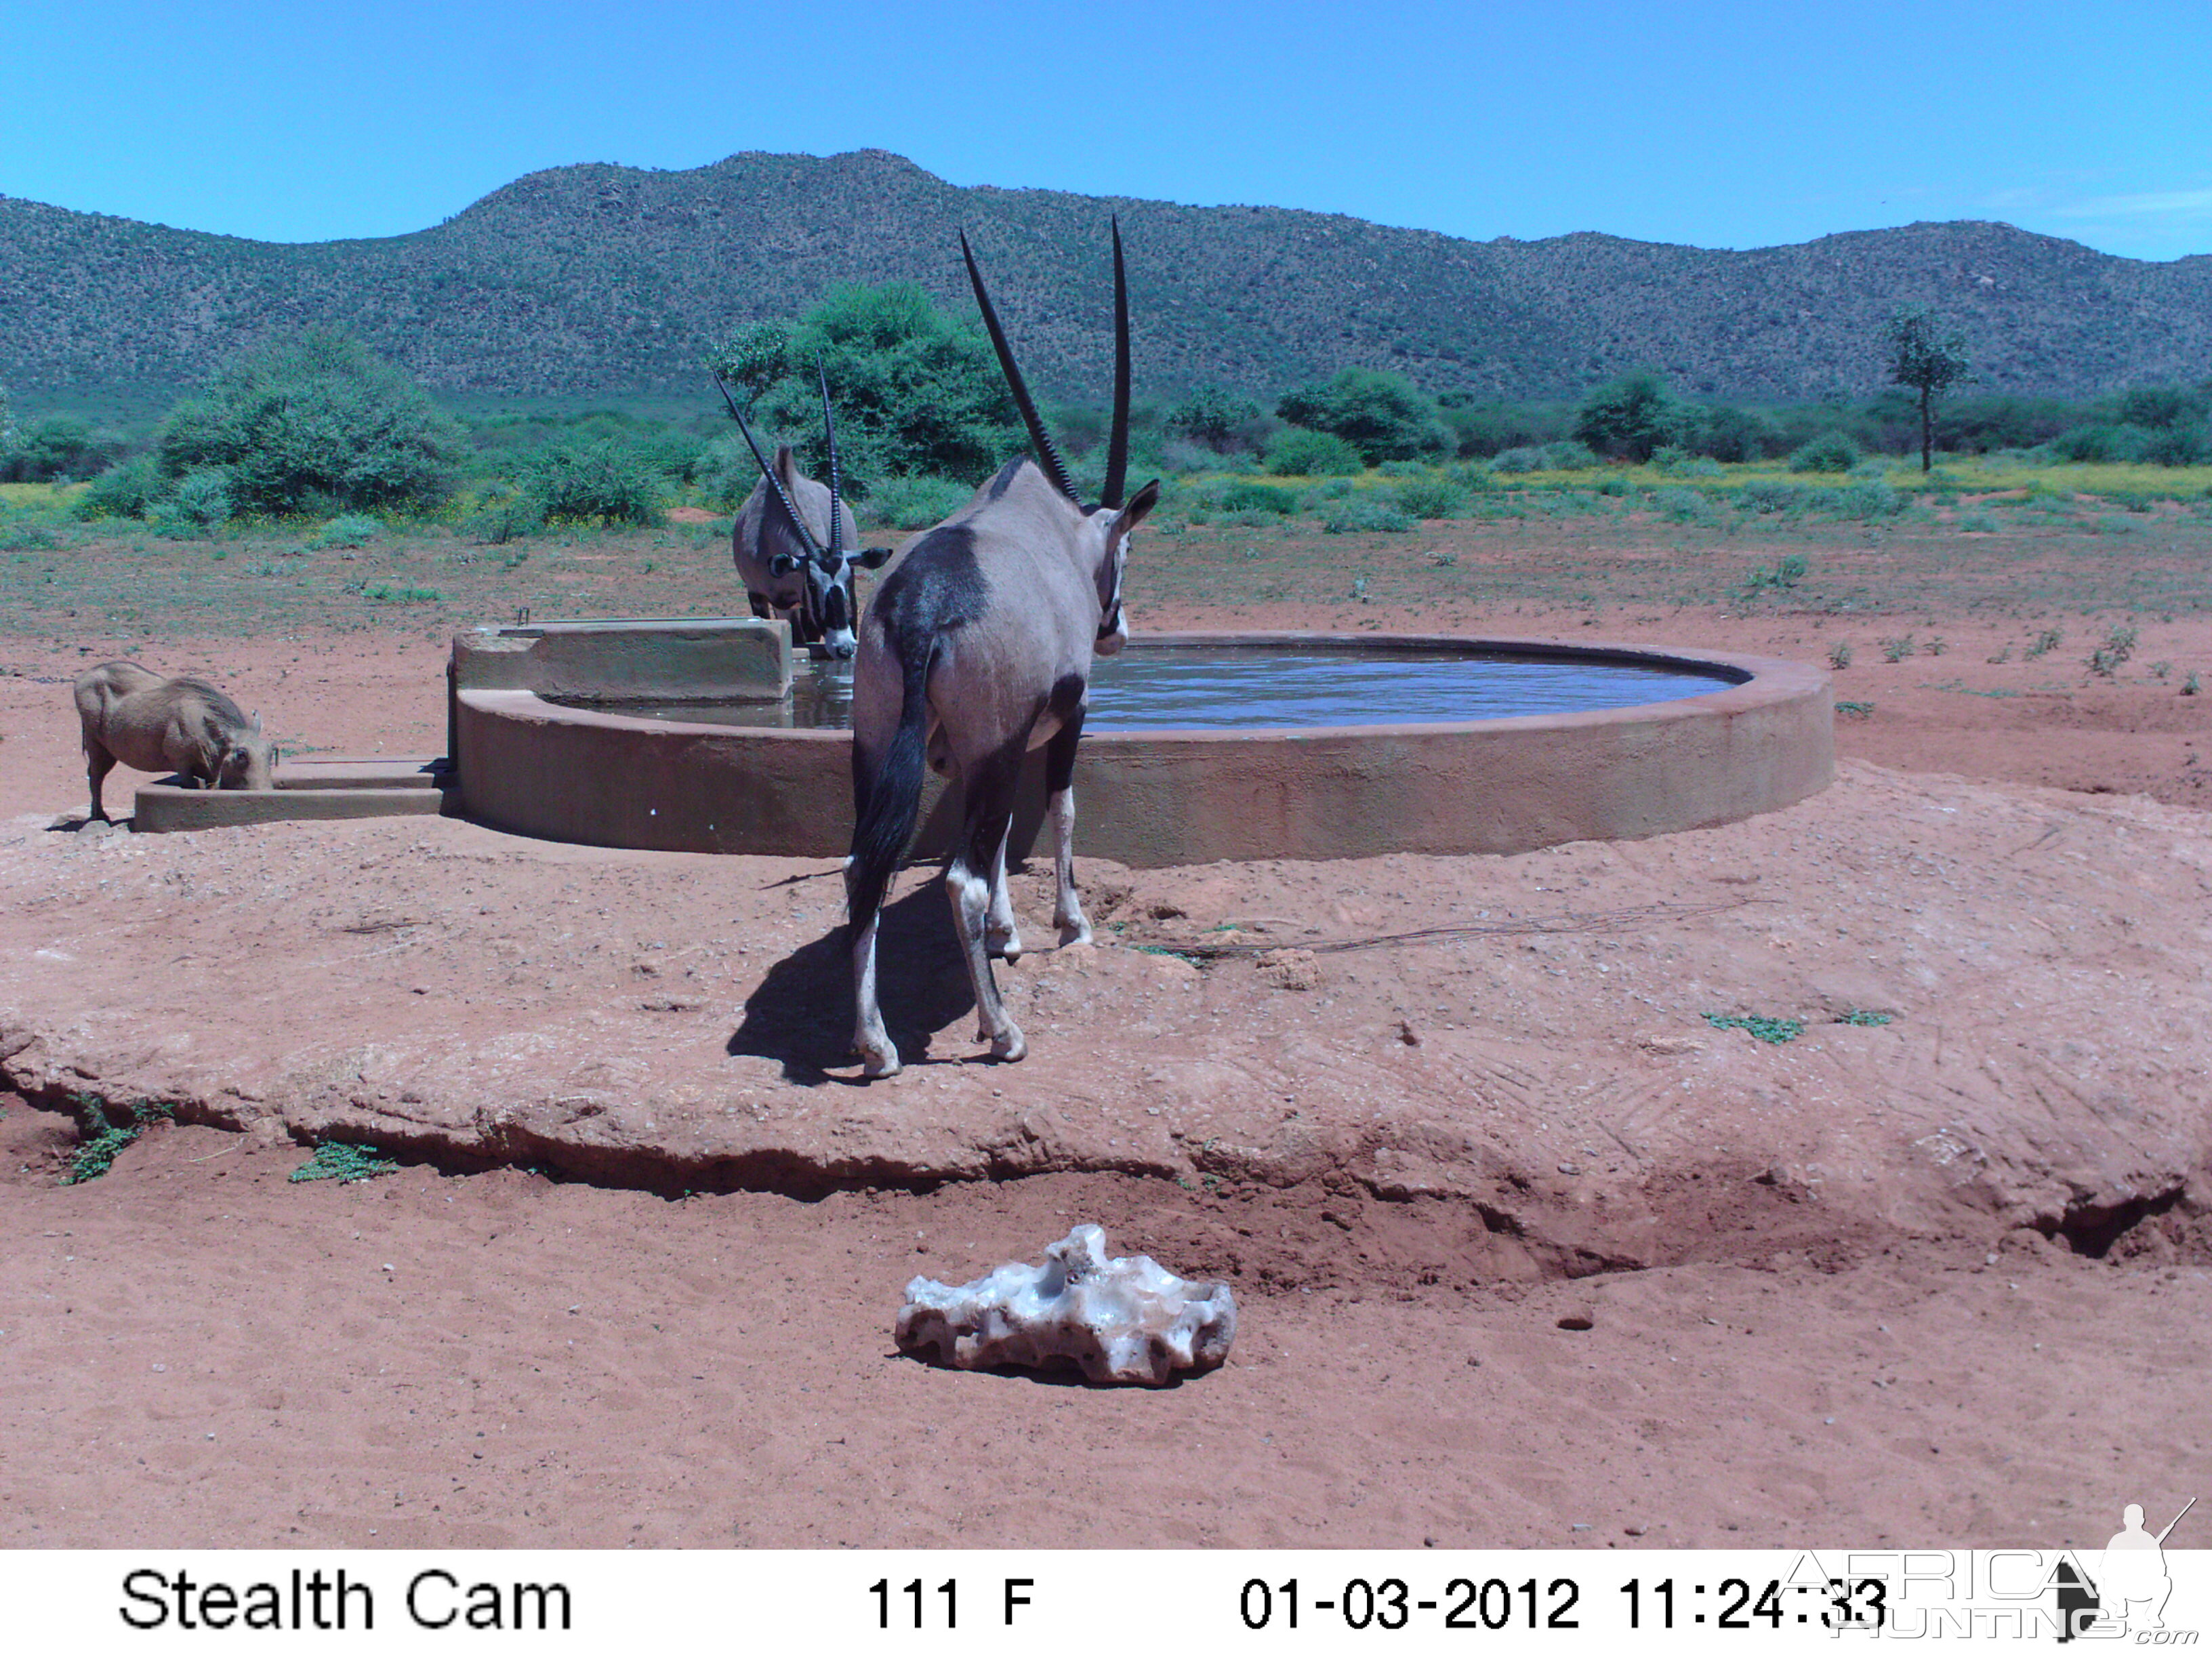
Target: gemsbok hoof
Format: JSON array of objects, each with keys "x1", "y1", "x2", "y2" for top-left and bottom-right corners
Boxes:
[{"x1": 991, "y1": 1027, "x2": 1027, "y2": 1063}]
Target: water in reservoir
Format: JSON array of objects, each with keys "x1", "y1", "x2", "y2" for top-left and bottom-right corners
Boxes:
[{"x1": 543, "y1": 646, "x2": 1742, "y2": 731}]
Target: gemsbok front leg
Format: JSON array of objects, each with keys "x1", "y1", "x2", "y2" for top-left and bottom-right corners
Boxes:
[{"x1": 1044, "y1": 714, "x2": 1092, "y2": 945}]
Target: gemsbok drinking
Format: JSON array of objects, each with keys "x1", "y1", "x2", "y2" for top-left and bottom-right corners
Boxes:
[{"x1": 717, "y1": 365, "x2": 888, "y2": 659}]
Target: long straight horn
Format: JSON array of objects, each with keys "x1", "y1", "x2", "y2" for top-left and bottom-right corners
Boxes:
[
  {"x1": 714, "y1": 371, "x2": 823, "y2": 560},
  {"x1": 960, "y1": 228, "x2": 1078, "y2": 502},
  {"x1": 1102, "y1": 216, "x2": 1130, "y2": 510},
  {"x1": 815, "y1": 356, "x2": 846, "y2": 557}
]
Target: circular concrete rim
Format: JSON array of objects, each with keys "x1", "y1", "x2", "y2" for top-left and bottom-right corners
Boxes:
[{"x1": 452, "y1": 632, "x2": 1833, "y2": 866}]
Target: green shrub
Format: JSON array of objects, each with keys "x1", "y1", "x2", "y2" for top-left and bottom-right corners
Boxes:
[
  {"x1": 1788, "y1": 432, "x2": 1862, "y2": 473},
  {"x1": 1734, "y1": 554, "x2": 1809, "y2": 601},
  {"x1": 526, "y1": 440, "x2": 665, "y2": 527},
  {"x1": 1738, "y1": 479, "x2": 1808, "y2": 514},
  {"x1": 1489, "y1": 445, "x2": 1546, "y2": 473},
  {"x1": 307, "y1": 514, "x2": 382, "y2": 550},
  {"x1": 155, "y1": 469, "x2": 234, "y2": 533},
  {"x1": 2142, "y1": 424, "x2": 2208, "y2": 466},
  {"x1": 716, "y1": 282, "x2": 1021, "y2": 489},
  {"x1": 1574, "y1": 370, "x2": 1683, "y2": 462},
  {"x1": 691, "y1": 433, "x2": 764, "y2": 510},
  {"x1": 1263, "y1": 427, "x2": 1364, "y2": 476},
  {"x1": 2051, "y1": 423, "x2": 2150, "y2": 464},
  {"x1": 462, "y1": 485, "x2": 546, "y2": 544},
  {"x1": 1689, "y1": 403, "x2": 1778, "y2": 463},
  {"x1": 1651, "y1": 485, "x2": 1721, "y2": 526},
  {"x1": 1389, "y1": 475, "x2": 1470, "y2": 519},
  {"x1": 1276, "y1": 367, "x2": 1448, "y2": 463},
  {"x1": 74, "y1": 456, "x2": 163, "y2": 520},
  {"x1": 0, "y1": 415, "x2": 129, "y2": 483},
  {"x1": 1320, "y1": 497, "x2": 1414, "y2": 534},
  {"x1": 1219, "y1": 479, "x2": 1300, "y2": 515},
  {"x1": 865, "y1": 473, "x2": 972, "y2": 531},
  {"x1": 2089, "y1": 626, "x2": 2137, "y2": 677},
  {"x1": 1840, "y1": 480, "x2": 1902, "y2": 520},
  {"x1": 1164, "y1": 386, "x2": 1267, "y2": 453},
  {"x1": 160, "y1": 328, "x2": 462, "y2": 515},
  {"x1": 289, "y1": 1141, "x2": 401, "y2": 1183}
]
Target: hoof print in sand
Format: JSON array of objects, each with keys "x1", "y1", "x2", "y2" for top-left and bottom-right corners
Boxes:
[{"x1": 896, "y1": 1223, "x2": 1237, "y2": 1387}]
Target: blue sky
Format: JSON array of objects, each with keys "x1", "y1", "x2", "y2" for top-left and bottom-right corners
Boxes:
[{"x1": 7, "y1": 0, "x2": 2206, "y2": 260}]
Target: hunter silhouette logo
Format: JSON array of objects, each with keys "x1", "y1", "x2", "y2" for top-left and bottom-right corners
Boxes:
[{"x1": 2058, "y1": 1496, "x2": 2196, "y2": 1641}]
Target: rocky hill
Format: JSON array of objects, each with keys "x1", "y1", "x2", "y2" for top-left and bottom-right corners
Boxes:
[{"x1": 3, "y1": 148, "x2": 2207, "y2": 408}]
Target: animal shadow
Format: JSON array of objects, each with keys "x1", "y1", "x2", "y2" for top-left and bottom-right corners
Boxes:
[
  {"x1": 886, "y1": 1346, "x2": 1195, "y2": 1391},
  {"x1": 729, "y1": 882, "x2": 976, "y2": 1082}
]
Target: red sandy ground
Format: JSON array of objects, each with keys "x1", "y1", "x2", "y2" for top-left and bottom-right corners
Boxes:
[{"x1": 1, "y1": 584, "x2": 2208, "y2": 1551}]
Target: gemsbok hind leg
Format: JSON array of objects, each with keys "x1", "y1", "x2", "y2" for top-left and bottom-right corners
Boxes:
[
  {"x1": 984, "y1": 821, "x2": 1022, "y2": 962},
  {"x1": 845, "y1": 731, "x2": 904, "y2": 1078},
  {"x1": 947, "y1": 747, "x2": 1026, "y2": 1061},
  {"x1": 1044, "y1": 716, "x2": 1091, "y2": 945}
]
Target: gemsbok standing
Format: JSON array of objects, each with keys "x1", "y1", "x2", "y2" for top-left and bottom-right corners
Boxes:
[
  {"x1": 844, "y1": 222, "x2": 1158, "y2": 1076},
  {"x1": 717, "y1": 365, "x2": 889, "y2": 659}
]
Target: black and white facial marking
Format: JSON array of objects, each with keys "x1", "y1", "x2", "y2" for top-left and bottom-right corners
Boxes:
[
  {"x1": 1092, "y1": 514, "x2": 1132, "y2": 654},
  {"x1": 772, "y1": 542, "x2": 894, "y2": 660},
  {"x1": 771, "y1": 548, "x2": 857, "y2": 658}
]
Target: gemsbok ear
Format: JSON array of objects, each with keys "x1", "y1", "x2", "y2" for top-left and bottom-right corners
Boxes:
[
  {"x1": 769, "y1": 554, "x2": 802, "y2": 575},
  {"x1": 854, "y1": 546, "x2": 894, "y2": 570},
  {"x1": 1111, "y1": 478, "x2": 1161, "y2": 539}
]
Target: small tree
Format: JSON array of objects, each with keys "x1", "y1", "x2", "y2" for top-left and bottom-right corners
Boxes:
[
  {"x1": 707, "y1": 321, "x2": 793, "y2": 408},
  {"x1": 1884, "y1": 304, "x2": 1971, "y2": 474},
  {"x1": 1574, "y1": 369, "x2": 1680, "y2": 462},
  {"x1": 1275, "y1": 368, "x2": 1447, "y2": 464},
  {"x1": 1164, "y1": 385, "x2": 1265, "y2": 453},
  {"x1": 159, "y1": 329, "x2": 463, "y2": 514},
  {"x1": 708, "y1": 283, "x2": 1019, "y2": 487}
]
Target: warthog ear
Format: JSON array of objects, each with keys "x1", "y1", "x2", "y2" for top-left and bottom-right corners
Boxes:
[{"x1": 853, "y1": 546, "x2": 894, "y2": 571}]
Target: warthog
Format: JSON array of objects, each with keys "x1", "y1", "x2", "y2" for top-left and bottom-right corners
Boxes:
[{"x1": 73, "y1": 662, "x2": 275, "y2": 821}]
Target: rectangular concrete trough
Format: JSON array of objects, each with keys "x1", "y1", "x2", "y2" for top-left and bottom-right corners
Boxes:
[{"x1": 132, "y1": 758, "x2": 455, "y2": 832}]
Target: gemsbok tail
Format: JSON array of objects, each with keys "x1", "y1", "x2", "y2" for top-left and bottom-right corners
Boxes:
[{"x1": 846, "y1": 638, "x2": 935, "y2": 926}]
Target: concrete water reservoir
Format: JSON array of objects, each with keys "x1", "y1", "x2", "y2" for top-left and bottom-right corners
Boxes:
[{"x1": 450, "y1": 620, "x2": 1832, "y2": 867}]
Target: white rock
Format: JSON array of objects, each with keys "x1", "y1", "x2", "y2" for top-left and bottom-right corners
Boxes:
[{"x1": 897, "y1": 1224, "x2": 1236, "y2": 1386}]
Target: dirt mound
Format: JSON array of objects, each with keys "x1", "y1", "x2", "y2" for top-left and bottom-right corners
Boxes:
[{"x1": 5, "y1": 758, "x2": 2209, "y2": 1275}]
